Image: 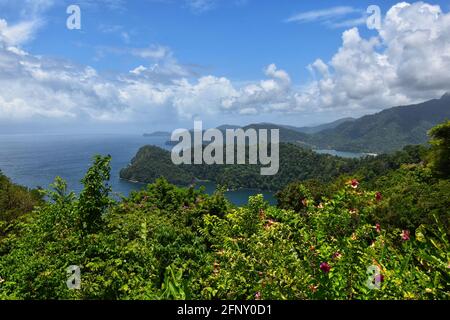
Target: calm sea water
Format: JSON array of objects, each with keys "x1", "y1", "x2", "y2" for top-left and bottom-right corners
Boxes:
[
  {"x1": 0, "y1": 134, "x2": 276, "y2": 206},
  {"x1": 314, "y1": 149, "x2": 376, "y2": 158}
]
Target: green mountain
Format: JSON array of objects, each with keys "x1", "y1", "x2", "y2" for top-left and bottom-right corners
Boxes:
[
  {"x1": 120, "y1": 142, "x2": 425, "y2": 191},
  {"x1": 162, "y1": 95, "x2": 450, "y2": 154},
  {"x1": 309, "y1": 94, "x2": 450, "y2": 153},
  {"x1": 120, "y1": 145, "x2": 194, "y2": 185},
  {"x1": 165, "y1": 123, "x2": 310, "y2": 147},
  {"x1": 242, "y1": 123, "x2": 310, "y2": 145},
  {"x1": 283, "y1": 117, "x2": 355, "y2": 134}
]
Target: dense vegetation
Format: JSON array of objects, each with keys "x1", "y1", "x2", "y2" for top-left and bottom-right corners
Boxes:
[
  {"x1": 120, "y1": 143, "x2": 426, "y2": 191},
  {"x1": 0, "y1": 172, "x2": 42, "y2": 239},
  {"x1": 310, "y1": 93, "x2": 450, "y2": 153},
  {"x1": 0, "y1": 122, "x2": 448, "y2": 300}
]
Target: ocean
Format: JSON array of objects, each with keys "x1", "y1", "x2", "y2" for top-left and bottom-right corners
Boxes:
[{"x1": 0, "y1": 133, "x2": 276, "y2": 206}]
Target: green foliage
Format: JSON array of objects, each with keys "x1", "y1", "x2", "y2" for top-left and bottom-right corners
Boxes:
[
  {"x1": 428, "y1": 120, "x2": 450, "y2": 178},
  {"x1": 0, "y1": 171, "x2": 43, "y2": 239},
  {"x1": 0, "y1": 122, "x2": 449, "y2": 300},
  {"x1": 120, "y1": 142, "x2": 427, "y2": 193},
  {"x1": 78, "y1": 155, "x2": 112, "y2": 234},
  {"x1": 309, "y1": 93, "x2": 450, "y2": 153},
  {"x1": 370, "y1": 165, "x2": 449, "y2": 234},
  {"x1": 120, "y1": 146, "x2": 194, "y2": 185}
]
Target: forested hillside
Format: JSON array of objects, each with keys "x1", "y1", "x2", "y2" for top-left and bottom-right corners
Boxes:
[
  {"x1": 310, "y1": 93, "x2": 450, "y2": 153},
  {"x1": 0, "y1": 122, "x2": 448, "y2": 300},
  {"x1": 0, "y1": 172, "x2": 42, "y2": 239},
  {"x1": 120, "y1": 143, "x2": 426, "y2": 191}
]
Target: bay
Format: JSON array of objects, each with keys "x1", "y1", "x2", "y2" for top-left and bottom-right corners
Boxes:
[
  {"x1": 0, "y1": 133, "x2": 276, "y2": 206},
  {"x1": 314, "y1": 149, "x2": 377, "y2": 158}
]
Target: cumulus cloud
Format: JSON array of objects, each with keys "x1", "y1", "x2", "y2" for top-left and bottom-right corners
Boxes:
[
  {"x1": 296, "y1": 2, "x2": 450, "y2": 113},
  {"x1": 0, "y1": 1, "x2": 450, "y2": 126}
]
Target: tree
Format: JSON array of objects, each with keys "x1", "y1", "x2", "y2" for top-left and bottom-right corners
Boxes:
[
  {"x1": 78, "y1": 155, "x2": 112, "y2": 234},
  {"x1": 428, "y1": 120, "x2": 450, "y2": 178}
]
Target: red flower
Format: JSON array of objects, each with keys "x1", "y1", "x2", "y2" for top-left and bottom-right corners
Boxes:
[
  {"x1": 401, "y1": 230, "x2": 410, "y2": 241},
  {"x1": 350, "y1": 179, "x2": 359, "y2": 189},
  {"x1": 320, "y1": 262, "x2": 331, "y2": 273},
  {"x1": 375, "y1": 192, "x2": 382, "y2": 201},
  {"x1": 376, "y1": 223, "x2": 381, "y2": 233}
]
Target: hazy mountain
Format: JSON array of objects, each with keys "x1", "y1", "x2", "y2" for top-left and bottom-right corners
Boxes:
[
  {"x1": 242, "y1": 123, "x2": 310, "y2": 146},
  {"x1": 143, "y1": 131, "x2": 171, "y2": 137},
  {"x1": 216, "y1": 125, "x2": 242, "y2": 131},
  {"x1": 165, "y1": 123, "x2": 310, "y2": 147},
  {"x1": 310, "y1": 93, "x2": 450, "y2": 153},
  {"x1": 283, "y1": 117, "x2": 356, "y2": 134}
]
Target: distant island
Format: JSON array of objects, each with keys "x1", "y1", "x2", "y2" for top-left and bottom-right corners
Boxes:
[
  {"x1": 143, "y1": 131, "x2": 171, "y2": 137},
  {"x1": 120, "y1": 143, "x2": 424, "y2": 191}
]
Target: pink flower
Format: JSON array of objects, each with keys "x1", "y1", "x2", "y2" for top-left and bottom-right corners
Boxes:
[
  {"x1": 376, "y1": 223, "x2": 381, "y2": 233},
  {"x1": 375, "y1": 192, "x2": 382, "y2": 201},
  {"x1": 255, "y1": 292, "x2": 261, "y2": 300},
  {"x1": 401, "y1": 230, "x2": 410, "y2": 241},
  {"x1": 350, "y1": 179, "x2": 359, "y2": 189},
  {"x1": 320, "y1": 262, "x2": 331, "y2": 273}
]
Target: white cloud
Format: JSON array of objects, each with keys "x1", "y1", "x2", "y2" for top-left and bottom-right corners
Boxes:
[
  {"x1": 327, "y1": 16, "x2": 367, "y2": 29},
  {"x1": 286, "y1": 6, "x2": 359, "y2": 23},
  {"x1": 131, "y1": 45, "x2": 171, "y2": 60},
  {"x1": 0, "y1": 18, "x2": 43, "y2": 46},
  {"x1": 0, "y1": 2, "x2": 450, "y2": 126},
  {"x1": 295, "y1": 2, "x2": 450, "y2": 114}
]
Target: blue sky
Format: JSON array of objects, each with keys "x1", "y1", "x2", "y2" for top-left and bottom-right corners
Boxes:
[
  {"x1": 0, "y1": 0, "x2": 450, "y2": 132},
  {"x1": 2, "y1": 0, "x2": 406, "y2": 81}
]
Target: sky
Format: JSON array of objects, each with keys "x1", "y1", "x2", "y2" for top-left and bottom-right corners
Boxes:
[{"x1": 0, "y1": 0, "x2": 450, "y2": 133}]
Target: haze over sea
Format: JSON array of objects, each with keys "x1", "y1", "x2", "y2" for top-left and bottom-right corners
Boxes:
[{"x1": 0, "y1": 133, "x2": 277, "y2": 205}]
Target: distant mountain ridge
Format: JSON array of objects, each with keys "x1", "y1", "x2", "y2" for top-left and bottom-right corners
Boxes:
[
  {"x1": 150, "y1": 94, "x2": 450, "y2": 154},
  {"x1": 143, "y1": 131, "x2": 171, "y2": 137},
  {"x1": 309, "y1": 93, "x2": 450, "y2": 153},
  {"x1": 283, "y1": 117, "x2": 356, "y2": 134}
]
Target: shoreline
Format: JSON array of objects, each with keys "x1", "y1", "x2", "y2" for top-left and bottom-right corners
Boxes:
[{"x1": 120, "y1": 177, "x2": 276, "y2": 194}]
